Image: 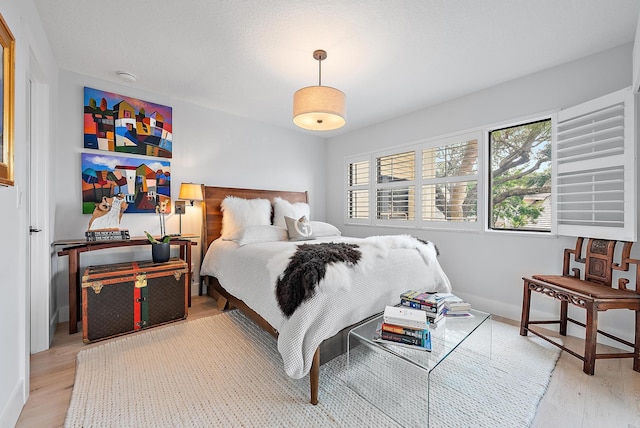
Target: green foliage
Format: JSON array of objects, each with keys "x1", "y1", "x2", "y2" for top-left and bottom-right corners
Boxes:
[
  {"x1": 144, "y1": 231, "x2": 170, "y2": 244},
  {"x1": 489, "y1": 120, "x2": 551, "y2": 230}
]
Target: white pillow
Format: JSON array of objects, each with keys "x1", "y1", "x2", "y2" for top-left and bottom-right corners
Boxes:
[
  {"x1": 226, "y1": 225, "x2": 287, "y2": 246},
  {"x1": 284, "y1": 216, "x2": 315, "y2": 241},
  {"x1": 273, "y1": 197, "x2": 310, "y2": 228},
  {"x1": 309, "y1": 221, "x2": 341, "y2": 237},
  {"x1": 220, "y1": 196, "x2": 271, "y2": 239}
]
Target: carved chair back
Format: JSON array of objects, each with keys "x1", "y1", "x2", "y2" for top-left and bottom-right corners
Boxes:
[{"x1": 563, "y1": 237, "x2": 639, "y2": 294}]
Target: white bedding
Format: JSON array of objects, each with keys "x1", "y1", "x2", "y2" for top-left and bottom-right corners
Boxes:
[{"x1": 200, "y1": 234, "x2": 452, "y2": 379}]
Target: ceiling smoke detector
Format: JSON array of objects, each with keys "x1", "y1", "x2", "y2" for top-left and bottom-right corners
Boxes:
[{"x1": 116, "y1": 71, "x2": 136, "y2": 83}]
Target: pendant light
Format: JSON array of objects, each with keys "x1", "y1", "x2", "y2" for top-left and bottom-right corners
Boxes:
[{"x1": 292, "y1": 50, "x2": 346, "y2": 131}]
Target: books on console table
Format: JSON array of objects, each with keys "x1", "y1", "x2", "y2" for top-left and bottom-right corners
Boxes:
[{"x1": 85, "y1": 229, "x2": 130, "y2": 241}]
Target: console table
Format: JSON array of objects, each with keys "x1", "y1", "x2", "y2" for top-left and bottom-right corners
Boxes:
[{"x1": 56, "y1": 236, "x2": 197, "y2": 334}]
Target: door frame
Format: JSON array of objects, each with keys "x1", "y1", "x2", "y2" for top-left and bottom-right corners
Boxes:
[{"x1": 27, "y1": 49, "x2": 51, "y2": 354}]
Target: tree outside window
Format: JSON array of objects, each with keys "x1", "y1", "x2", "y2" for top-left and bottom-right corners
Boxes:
[
  {"x1": 423, "y1": 138, "x2": 478, "y2": 222},
  {"x1": 489, "y1": 119, "x2": 552, "y2": 231}
]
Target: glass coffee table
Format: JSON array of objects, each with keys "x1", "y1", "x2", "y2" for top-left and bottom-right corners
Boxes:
[{"x1": 346, "y1": 308, "x2": 491, "y2": 427}]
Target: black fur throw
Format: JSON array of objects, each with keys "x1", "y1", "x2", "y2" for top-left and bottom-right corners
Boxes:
[
  {"x1": 276, "y1": 242, "x2": 361, "y2": 317},
  {"x1": 416, "y1": 237, "x2": 439, "y2": 256}
]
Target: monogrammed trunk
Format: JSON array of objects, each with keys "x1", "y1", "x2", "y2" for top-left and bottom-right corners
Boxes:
[{"x1": 81, "y1": 258, "x2": 188, "y2": 343}]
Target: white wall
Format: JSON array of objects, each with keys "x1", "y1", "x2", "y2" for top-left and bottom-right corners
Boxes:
[
  {"x1": 326, "y1": 44, "x2": 638, "y2": 344},
  {"x1": 53, "y1": 70, "x2": 327, "y2": 322},
  {"x1": 0, "y1": 0, "x2": 58, "y2": 426}
]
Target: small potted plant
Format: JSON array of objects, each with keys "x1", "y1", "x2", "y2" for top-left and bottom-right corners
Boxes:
[{"x1": 145, "y1": 197, "x2": 171, "y2": 263}]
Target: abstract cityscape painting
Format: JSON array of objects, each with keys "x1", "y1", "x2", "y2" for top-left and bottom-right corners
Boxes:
[
  {"x1": 81, "y1": 153, "x2": 171, "y2": 214},
  {"x1": 83, "y1": 87, "x2": 173, "y2": 158}
]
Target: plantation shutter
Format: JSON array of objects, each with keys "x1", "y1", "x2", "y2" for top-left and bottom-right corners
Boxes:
[
  {"x1": 345, "y1": 157, "x2": 371, "y2": 223},
  {"x1": 555, "y1": 88, "x2": 636, "y2": 241},
  {"x1": 376, "y1": 151, "x2": 416, "y2": 221}
]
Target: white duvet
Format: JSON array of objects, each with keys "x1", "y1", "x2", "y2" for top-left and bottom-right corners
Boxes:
[{"x1": 200, "y1": 234, "x2": 452, "y2": 379}]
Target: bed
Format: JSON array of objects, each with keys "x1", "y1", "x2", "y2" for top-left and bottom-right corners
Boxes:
[{"x1": 199, "y1": 186, "x2": 452, "y2": 404}]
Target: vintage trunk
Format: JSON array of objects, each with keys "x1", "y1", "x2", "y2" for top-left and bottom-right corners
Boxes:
[{"x1": 81, "y1": 257, "x2": 189, "y2": 343}]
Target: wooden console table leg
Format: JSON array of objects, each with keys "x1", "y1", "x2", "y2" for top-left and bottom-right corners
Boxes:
[
  {"x1": 179, "y1": 242, "x2": 192, "y2": 307},
  {"x1": 68, "y1": 249, "x2": 79, "y2": 334}
]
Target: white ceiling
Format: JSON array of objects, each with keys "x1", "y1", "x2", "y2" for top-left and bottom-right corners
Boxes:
[{"x1": 34, "y1": 0, "x2": 640, "y2": 136}]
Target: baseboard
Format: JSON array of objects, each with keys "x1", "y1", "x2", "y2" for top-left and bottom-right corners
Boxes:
[
  {"x1": 0, "y1": 379, "x2": 25, "y2": 428},
  {"x1": 49, "y1": 308, "x2": 59, "y2": 347},
  {"x1": 58, "y1": 304, "x2": 69, "y2": 323}
]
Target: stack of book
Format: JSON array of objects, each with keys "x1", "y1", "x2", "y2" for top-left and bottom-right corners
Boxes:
[
  {"x1": 85, "y1": 229, "x2": 130, "y2": 241},
  {"x1": 373, "y1": 305, "x2": 431, "y2": 351},
  {"x1": 399, "y1": 290, "x2": 446, "y2": 324},
  {"x1": 442, "y1": 297, "x2": 472, "y2": 317}
]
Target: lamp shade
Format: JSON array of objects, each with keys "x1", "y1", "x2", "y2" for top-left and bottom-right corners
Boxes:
[
  {"x1": 293, "y1": 86, "x2": 346, "y2": 131},
  {"x1": 178, "y1": 183, "x2": 203, "y2": 202}
]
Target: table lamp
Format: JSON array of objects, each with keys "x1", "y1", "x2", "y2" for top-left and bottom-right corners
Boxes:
[{"x1": 177, "y1": 183, "x2": 204, "y2": 235}]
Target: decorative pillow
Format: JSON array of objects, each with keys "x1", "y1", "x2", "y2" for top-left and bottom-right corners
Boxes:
[
  {"x1": 273, "y1": 197, "x2": 310, "y2": 229},
  {"x1": 220, "y1": 196, "x2": 271, "y2": 239},
  {"x1": 309, "y1": 221, "x2": 341, "y2": 237},
  {"x1": 227, "y1": 225, "x2": 287, "y2": 246},
  {"x1": 284, "y1": 216, "x2": 315, "y2": 241}
]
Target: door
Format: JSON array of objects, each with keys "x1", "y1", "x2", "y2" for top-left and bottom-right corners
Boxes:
[{"x1": 28, "y1": 52, "x2": 51, "y2": 354}]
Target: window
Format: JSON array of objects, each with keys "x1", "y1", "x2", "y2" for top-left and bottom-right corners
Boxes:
[
  {"x1": 344, "y1": 133, "x2": 480, "y2": 230},
  {"x1": 376, "y1": 151, "x2": 415, "y2": 221},
  {"x1": 346, "y1": 159, "x2": 370, "y2": 220},
  {"x1": 344, "y1": 88, "x2": 636, "y2": 240},
  {"x1": 422, "y1": 136, "x2": 478, "y2": 223},
  {"x1": 488, "y1": 119, "x2": 552, "y2": 232}
]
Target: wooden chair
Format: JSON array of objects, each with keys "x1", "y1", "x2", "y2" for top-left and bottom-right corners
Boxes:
[{"x1": 520, "y1": 237, "x2": 640, "y2": 375}]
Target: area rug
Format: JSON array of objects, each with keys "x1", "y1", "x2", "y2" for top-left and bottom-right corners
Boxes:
[{"x1": 65, "y1": 311, "x2": 560, "y2": 427}]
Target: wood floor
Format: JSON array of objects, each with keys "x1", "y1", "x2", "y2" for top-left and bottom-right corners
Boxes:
[{"x1": 16, "y1": 295, "x2": 640, "y2": 428}]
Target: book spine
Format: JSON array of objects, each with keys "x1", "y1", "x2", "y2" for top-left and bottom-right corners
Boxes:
[
  {"x1": 400, "y1": 299, "x2": 440, "y2": 313},
  {"x1": 426, "y1": 310, "x2": 444, "y2": 319},
  {"x1": 383, "y1": 316, "x2": 426, "y2": 330},
  {"x1": 442, "y1": 309, "x2": 471, "y2": 317},
  {"x1": 382, "y1": 323, "x2": 424, "y2": 338},
  {"x1": 85, "y1": 230, "x2": 131, "y2": 241},
  {"x1": 380, "y1": 330, "x2": 424, "y2": 347}
]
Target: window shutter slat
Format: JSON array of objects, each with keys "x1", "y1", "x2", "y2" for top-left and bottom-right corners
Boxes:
[
  {"x1": 346, "y1": 158, "x2": 371, "y2": 222},
  {"x1": 377, "y1": 151, "x2": 415, "y2": 183},
  {"x1": 554, "y1": 88, "x2": 636, "y2": 241},
  {"x1": 376, "y1": 186, "x2": 415, "y2": 220}
]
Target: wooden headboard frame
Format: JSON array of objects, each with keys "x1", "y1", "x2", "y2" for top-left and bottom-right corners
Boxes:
[{"x1": 202, "y1": 185, "x2": 309, "y2": 252}]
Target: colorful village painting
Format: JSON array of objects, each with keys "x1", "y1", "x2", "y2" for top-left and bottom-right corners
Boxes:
[
  {"x1": 81, "y1": 153, "x2": 171, "y2": 214},
  {"x1": 83, "y1": 87, "x2": 173, "y2": 158}
]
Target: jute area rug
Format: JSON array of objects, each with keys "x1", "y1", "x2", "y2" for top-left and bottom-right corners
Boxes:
[{"x1": 65, "y1": 310, "x2": 560, "y2": 427}]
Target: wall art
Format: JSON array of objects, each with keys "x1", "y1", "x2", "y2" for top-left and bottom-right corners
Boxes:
[
  {"x1": 81, "y1": 153, "x2": 171, "y2": 214},
  {"x1": 0, "y1": 13, "x2": 14, "y2": 186},
  {"x1": 83, "y1": 86, "x2": 173, "y2": 158}
]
